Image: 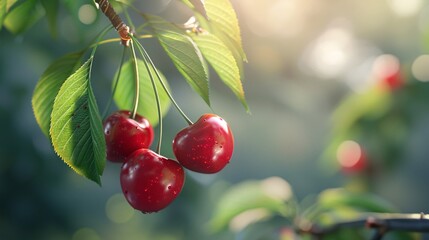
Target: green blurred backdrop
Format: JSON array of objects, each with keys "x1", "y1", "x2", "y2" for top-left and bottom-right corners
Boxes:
[{"x1": 2, "y1": 0, "x2": 429, "y2": 239}]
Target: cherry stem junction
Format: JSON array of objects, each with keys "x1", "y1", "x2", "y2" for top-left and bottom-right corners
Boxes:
[{"x1": 95, "y1": 0, "x2": 132, "y2": 46}]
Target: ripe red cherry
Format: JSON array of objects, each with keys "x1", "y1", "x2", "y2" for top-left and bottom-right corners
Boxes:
[
  {"x1": 103, "y1": 110, "x2": 154, "y2": 163},
  {"x1": 372, "y1": 54, "x2": 403, "y2": 90},
  {"x1": 120, "y1": 149, "x2": 185, "y2": 213},
  {"x1": 172, "y1": 113, "x2": 234, "y2": 174}
]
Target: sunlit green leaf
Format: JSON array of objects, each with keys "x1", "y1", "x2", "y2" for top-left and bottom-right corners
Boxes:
[
  {"x1": 0, "y1": 0, "x2": 6, "y2": 30},
  {"x1": 194, "y1": 11, "x2": 211, "y2": 32},
  {"x1": 0, "y1": 0, "x2": 17, "y2": 30},
  {"x1": 32, "y1": 52, "x2": 84, "y2": 138},
  {"x1": 41, "y1": 0, "x2": 59, "y2": 37},
  {"x1": 4, "y1": 0, "x2": 43, "y2": 34},
  {"x1": 113, "y1": 59, "x2": 171, "y2": 127},
  {"x1": 204, "y1": 0, "x2": 246, "y2": 61},
  {"x1": 209, "y1": 177, "x2": 294, "y2": 232},
  {"x1": 50, "y1": 58, "x2": 106, "y2": 185},
  {"x1": 191, "y1": 11, "x2": 245, "y2": 79},
  {"x1": 147, "y1": 15, "x2": 210, "y2": 106},
  {"x1": 6, "y1": 0, "x2": 17, "y2": 10},
  {"x1": 110, "y1": 0, "x2": 136, "y2": 13},
  {"x1": 181, "y1": 0, "x2": 207, "y2": 18},
  {"x1": 191, "y1": 31, "x2": 248, "y2": 111}
]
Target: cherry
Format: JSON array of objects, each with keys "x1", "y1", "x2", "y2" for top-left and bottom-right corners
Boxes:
[
  {"x1": 336, "y1": 140, "x2": 367, "y2": 174},
  {"x1": 172, "y1": 113, "x2": 234, "y2": 174},
  {"x1": 103, "y1": 110, "x2": 154, "y2": 163},
  {"x1": 372, "y1": 54, "x2": 403, "y2": 90},
  {"x1": 120, "y1": 149, "x2": 185, "y2": 213}
]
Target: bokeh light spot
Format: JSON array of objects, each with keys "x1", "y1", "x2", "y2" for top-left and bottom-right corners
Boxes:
[
  {"x1": 106, "y1": 194, "x2": 135, "y2": 224},
  {"x1": 372, "y1": 54, "x2": 400, "y2": 80},
  {"x1": 78, "y1": 4, "x2": 97, "y2": 25},
  {"x1": 300, "y1": 25, "x2": 357, "y2": 79},
  {"x1": 261, "y1": 176, "x2": 293, "y2": 201},
  {"x1": 387, "y1": 0, "x2": 423, "y2": 17},
  {"x1": 336, "y1": 140, "x2": 362, "y2": 168},
  {"x1": 412, "y1": 55, "x2": 429, "y2": 82}
]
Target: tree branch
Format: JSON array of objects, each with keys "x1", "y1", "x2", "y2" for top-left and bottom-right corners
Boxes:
[
  {"x1": 297, "y1": 213, "x2": 429, "y2": 238},
  {"x1": 94, "y1": 0, "x2": 131, "y2": 46}
]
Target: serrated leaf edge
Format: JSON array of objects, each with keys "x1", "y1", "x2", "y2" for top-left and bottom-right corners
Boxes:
[{"x1": 49, "y1": 57, "x2": 103, "y2": 185}]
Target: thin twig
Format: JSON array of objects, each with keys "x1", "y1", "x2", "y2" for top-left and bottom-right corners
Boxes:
[{"x1": 297, "y1": 212, "x2": 429, "y2": 238}]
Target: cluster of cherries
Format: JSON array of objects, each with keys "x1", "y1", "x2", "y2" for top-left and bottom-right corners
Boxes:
[{"x1": 103, "y1": 110, "x2": 234, "y2": 213}]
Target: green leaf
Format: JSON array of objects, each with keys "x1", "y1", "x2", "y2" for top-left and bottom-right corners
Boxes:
[
  {"x1": 191, "y1": 12, "x2": 245, "y2": 79},
  {"x1": 6, "y1": 0, "x2": 17, "y2": 9},
  {"x1": 209, "y1": 177, "x2": 294, "y2": 232},
  {"x1": 7, "y1": 0, "x2": 18, "y2": 8},
  {"x1": 0, "y1": 0, "x2": 6, "y2": 30},
  {"x1": 318, "y1": 188, "x2": 397, "y2": 213},
  {"x1": 147, "y1": 15, "x2": 210, "y2": 106},
  {"x1": 181, "y1": 0, "x2": 193, "y2": 8},
  {"x1": 4, "y1": 0, "x2": 43, "y2": 34},
  {"x1": 181, "y1": 0, "x2": 207, "y2": 18},
  {"x1": 333, "y1": 88, "x2": 392, "y2": 134},
  {"x1": 110, "y1": 0, "x2": 136, "y2": 13},
  {"x1": 50, "y1": 58, "x2": 106, "y2": 185},
  {"x1": 113, "y1": 59, "x2": 171, "y2": 127},
  {"x1": 204, "y1": 0, "x2": 246, "y2": 61},
  {"x1": 191, "y1": 31, "x2": 248, "y2": 111},
  {"x1": 32, "y1": 52, "x2": 84, "y2": 138},
  {"x1": 41, "y1": 0, "x2": 59, "y2": 37}
]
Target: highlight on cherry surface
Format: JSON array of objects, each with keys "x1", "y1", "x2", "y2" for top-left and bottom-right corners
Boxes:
[
  {"x1": 120, "y1": 148, "x2": 185, "y2": 213},
  {"x1": 103, "y1": 110, "x2": 154, "y2": 163},
  {"x1": 172, "y1": 113, "x2": 234, "y2": 174}
]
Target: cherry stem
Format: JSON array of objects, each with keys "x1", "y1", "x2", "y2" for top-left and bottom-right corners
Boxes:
[
  {"x1": 90, "y1": 26, "x2": 113, "y2": 59},
  {"x1": 131, "y1": 36, "x2": 194, "y2": 125},
  {"x1": 113, "y1": 1, "x2": 193, "y2": 125},
  {"x1": 102, "y1": 45, "x2": 127, "y2": 119},
  {"x1": 131, "y1": 36, "x2": 163, "y2": 153},
  {"x1": 89, "y1": 35, "x2": 153, "y2": 48},
  {"x1": 129, "y1": 40, "x2": 140, "y2": 120}
]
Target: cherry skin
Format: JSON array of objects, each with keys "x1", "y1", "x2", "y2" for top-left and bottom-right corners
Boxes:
[
  {"x1": 120, "y1": 149, "x2": 185, "y2": 213},
  {"x1": 172, "y1": 113, "x2": 234, "y2": 174},
  {"x1": 103, "y1": 110, "x2": 154, "y2": 163}
]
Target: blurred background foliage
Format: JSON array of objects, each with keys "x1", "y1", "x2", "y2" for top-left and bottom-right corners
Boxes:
[{"x1": 2, "y1": 0, "x2": 429, "y2": 239}]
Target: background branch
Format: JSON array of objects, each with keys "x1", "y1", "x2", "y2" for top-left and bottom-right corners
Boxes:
[{"x1": 297, "y1": 213, "x2": 429, "y2": 238}]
